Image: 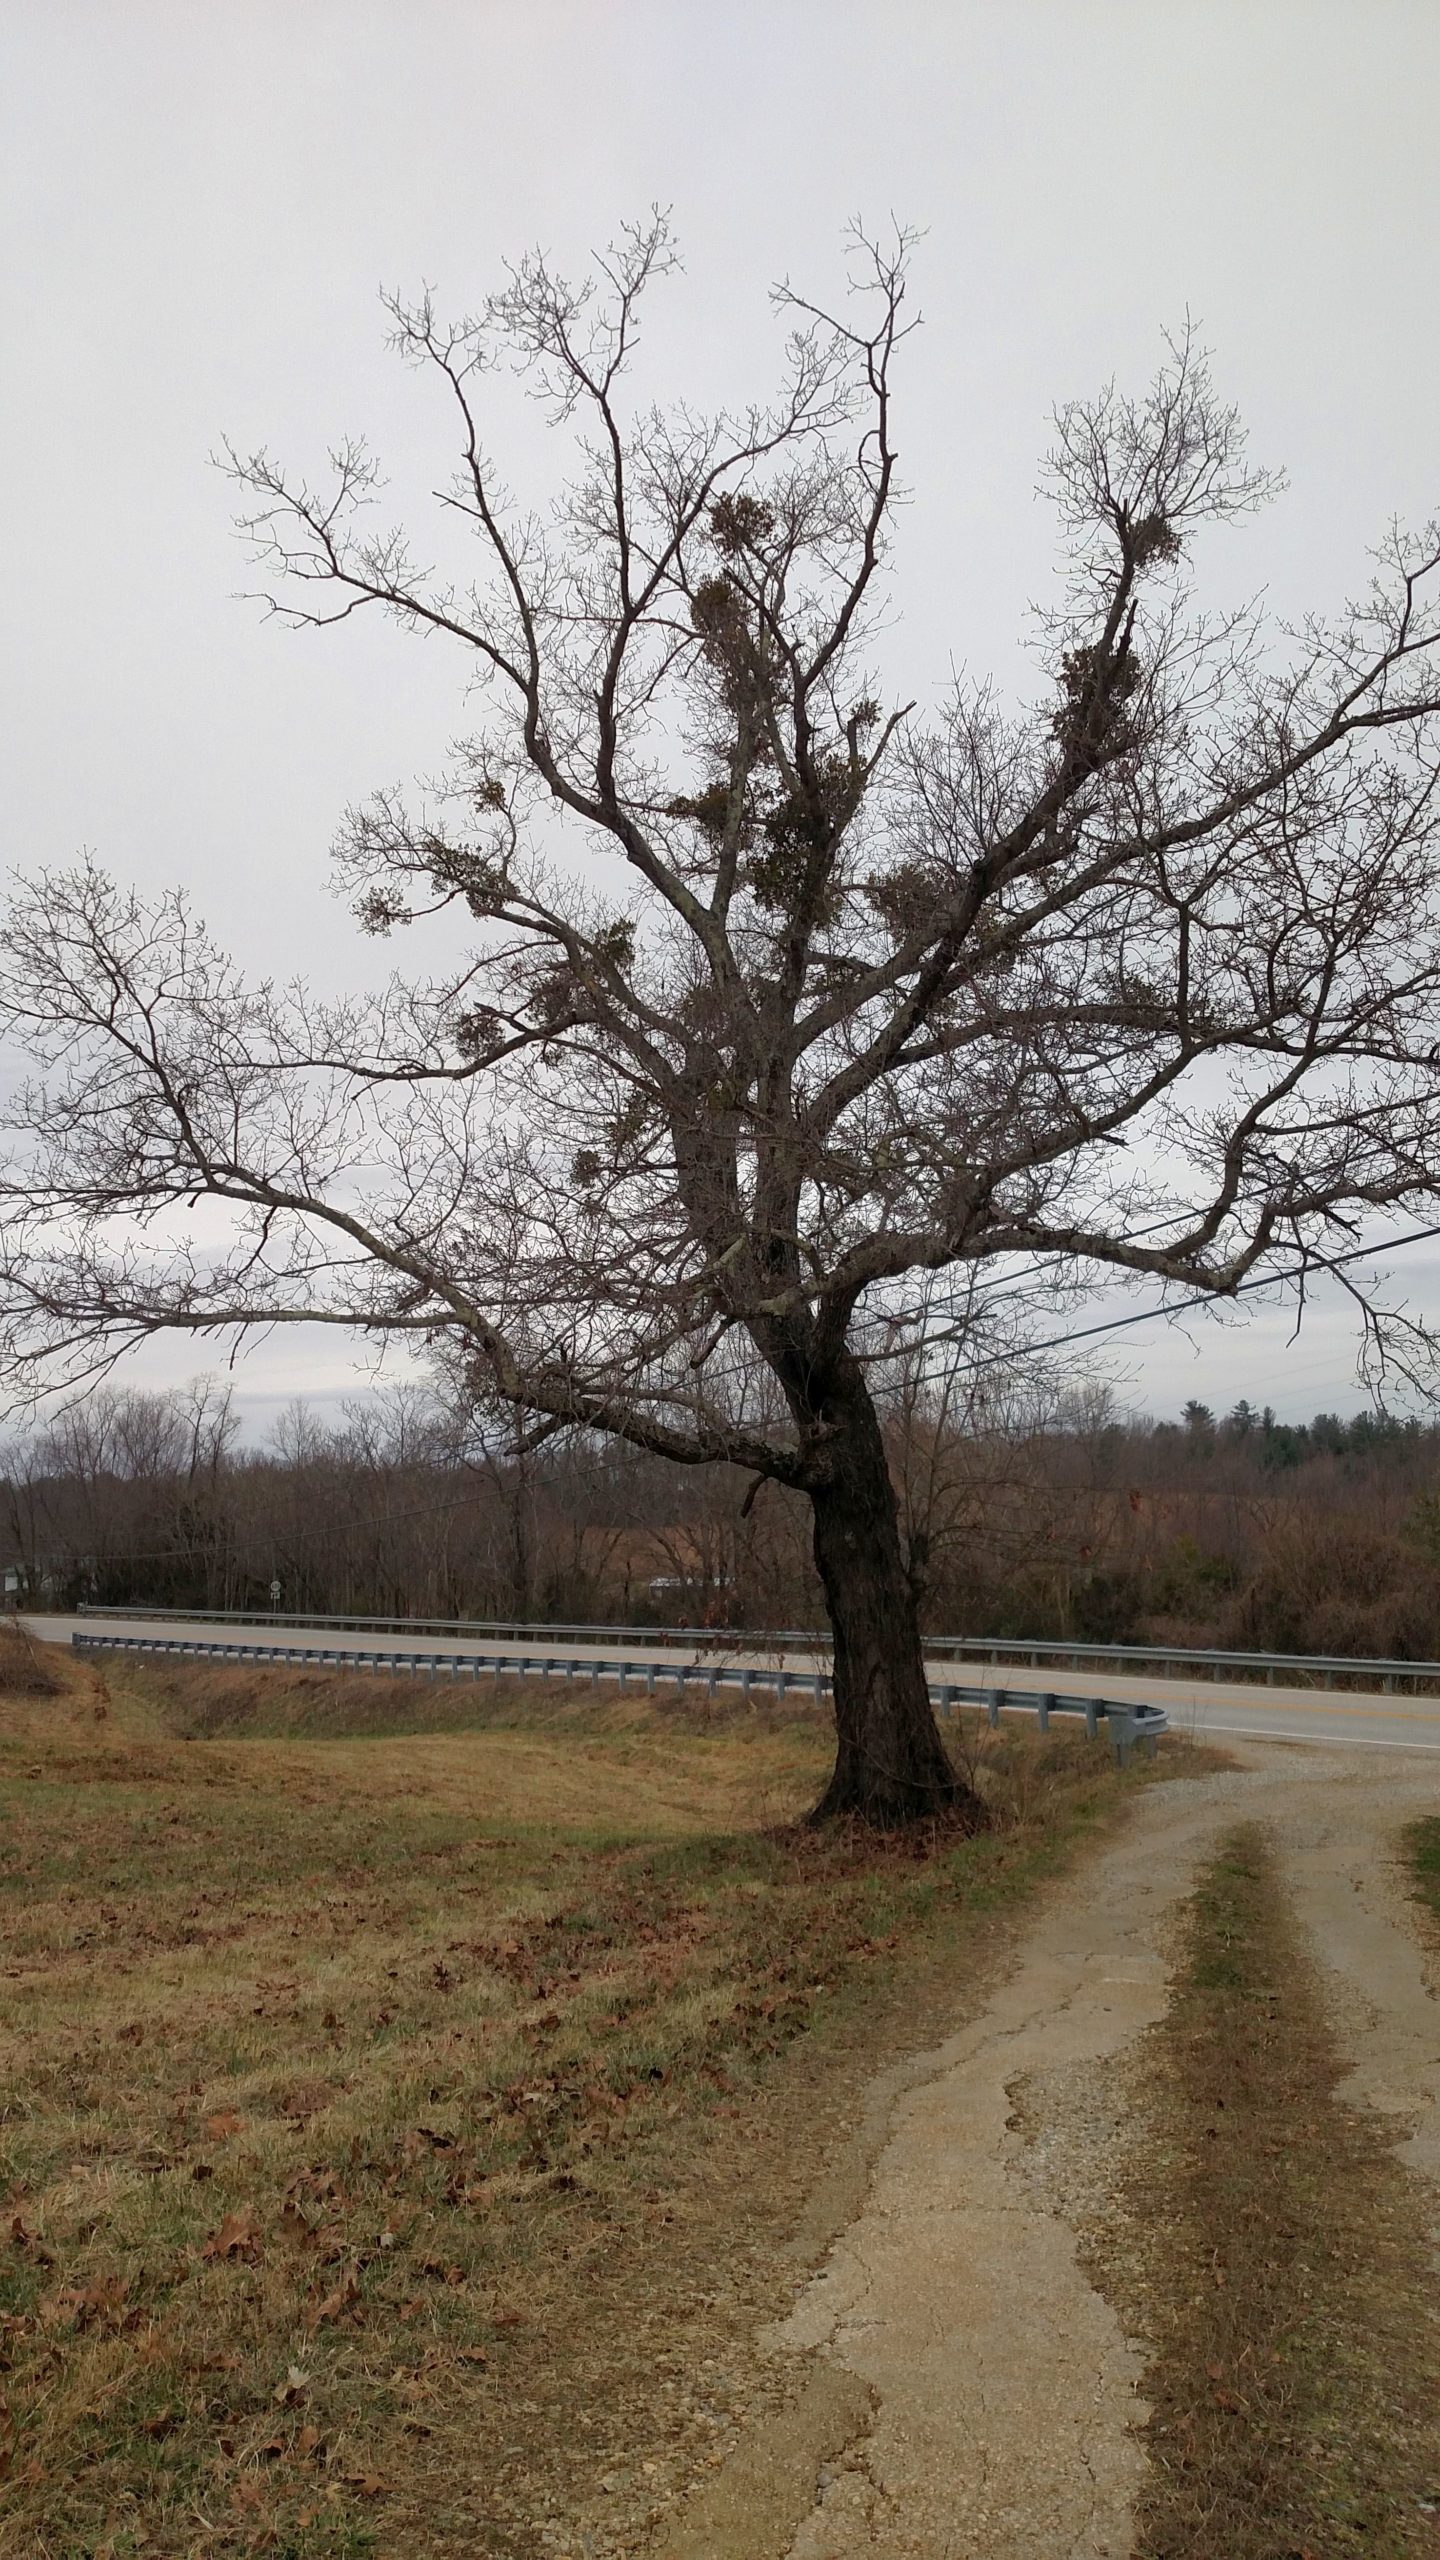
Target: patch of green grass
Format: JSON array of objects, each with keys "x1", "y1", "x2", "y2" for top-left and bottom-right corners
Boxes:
[{"x1": 1126, "y1": 1824, "x2": 1440, "y2": 2560}]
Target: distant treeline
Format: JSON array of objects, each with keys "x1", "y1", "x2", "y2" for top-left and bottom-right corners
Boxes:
[{"x1": 7, "y1": 1379, "x2": 1440, "y2": 1661}]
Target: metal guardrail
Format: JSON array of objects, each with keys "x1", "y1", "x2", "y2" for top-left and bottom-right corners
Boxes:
[
  {"x1": 67, "y1": 1600, "x2": 1440, "y2": 1695},
  {"x1": 69, "y1": 1630, "x2": 1167, "y2": 1763}
]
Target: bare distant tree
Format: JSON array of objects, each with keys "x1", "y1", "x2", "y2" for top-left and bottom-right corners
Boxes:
[{"x1": 4, "y1": 218, "x2": 1440, "y2": 1819}]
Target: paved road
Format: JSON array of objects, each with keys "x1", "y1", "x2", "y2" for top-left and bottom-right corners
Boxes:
[{"x1": 26, "y1": 1610, "x2": 1440, "y2": 1755}]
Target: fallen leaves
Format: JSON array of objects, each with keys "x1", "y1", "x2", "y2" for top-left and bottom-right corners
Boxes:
[
  {"x1": 37, "y1": 2274, "x2": 135, "y2": 2333},
  {"x1": 202, "y1": 2208, "x2": 262, "y2": 2263},
  {"x1": 0, "y1": 1691, "x2": 1040, "y2": 2555},
  {"x1": 278, "y1": 2079, "x2": 334, "y2": 2122},
  {"x1": 308, "y1": 2269, "x2": 362, "y2": 2328},
  {"x1": 416, "y1": 2255, "x2": 465, "y2": 2286},
  {"x1": 6, "y1": 2216, "x2": 53, "y2": 2270}
]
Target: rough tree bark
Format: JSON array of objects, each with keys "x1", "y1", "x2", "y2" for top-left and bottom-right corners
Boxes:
[{"x1": 805, "y1": 1358, "x2": 974, "y2": 1826}]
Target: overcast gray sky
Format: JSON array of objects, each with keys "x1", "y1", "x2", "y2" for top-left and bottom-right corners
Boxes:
[{"x1": 5, "y1": 0, "x2": 1440, "y2": 1431}]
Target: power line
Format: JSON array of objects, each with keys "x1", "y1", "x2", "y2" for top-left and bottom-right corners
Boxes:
[{"x1": 953, "y1": 1219, "x2": 1440, "y2": 1374}]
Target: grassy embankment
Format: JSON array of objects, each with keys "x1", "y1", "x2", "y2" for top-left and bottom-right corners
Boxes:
[
  {"x1": 1, "y1": 1628, "x2": 1135, "y2": 2560},
  {"x1": 1114, "y1": 1825, "x2": 1440, "y2": 2559}
]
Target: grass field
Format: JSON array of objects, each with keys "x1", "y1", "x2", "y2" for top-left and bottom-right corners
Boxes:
[{"x1": 0, "y1": 1633, "x2": 1137, "y2": 2559}]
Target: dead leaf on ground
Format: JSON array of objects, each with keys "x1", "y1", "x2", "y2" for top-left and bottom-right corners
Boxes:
[
  {"x1": 279, "y1": 2202, "x2": 317, "y2": 2249},
  {"x1": 309, "y1": 2270, "x2": 361, "y2": 2327},
  {"x1": 417, "y1": 2256, "x2": 465, "y2": 2286},
  {"x1": 204, "y1": 2110, "x2": 245, "y2": 2141},
  {"x1": 202, "y1": 2208, "x2": 262, "y2": 2263},
  {"x1": 38, "y1": 2276, "x2": 132, "y2": 2333},
  {"x1": 278, "y1": 2081, "x2": 335, "y2": 2122}
]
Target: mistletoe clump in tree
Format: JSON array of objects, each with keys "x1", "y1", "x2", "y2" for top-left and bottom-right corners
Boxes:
[{"x1": 5, "y1": 219, "x2": 1440, "y2": 1823}]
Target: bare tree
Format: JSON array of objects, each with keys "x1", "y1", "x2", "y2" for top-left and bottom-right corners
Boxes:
[{"x1": 5, "y1": 219, "x2": 1440, "y2": 1819}]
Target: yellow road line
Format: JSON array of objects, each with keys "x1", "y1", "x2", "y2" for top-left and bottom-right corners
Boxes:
[{"x1": 1176, "y1": 1691, "x2": 1440, "y2": 1724}]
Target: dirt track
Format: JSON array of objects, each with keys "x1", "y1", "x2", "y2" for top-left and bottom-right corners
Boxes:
[{"x1": 652, "y1": 1745, "x2": 1440, "y2": 2559}]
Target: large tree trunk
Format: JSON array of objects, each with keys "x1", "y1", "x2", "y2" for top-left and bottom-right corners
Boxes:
[{"x1": 805, "y1": 1358, "x2": 986, "y2": 1830}]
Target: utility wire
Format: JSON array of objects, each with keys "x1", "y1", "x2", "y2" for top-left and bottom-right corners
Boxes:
[{"x1": 952, "y1": 1218, "x2": 1440, "y2": 1373}]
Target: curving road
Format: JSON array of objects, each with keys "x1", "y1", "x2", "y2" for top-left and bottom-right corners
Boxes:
[{"x1": 25, "y1": 1610, "x2": 1440, "y2": 1754}]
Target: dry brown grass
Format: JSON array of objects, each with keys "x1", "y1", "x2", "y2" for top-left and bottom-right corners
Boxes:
[
  {"x1": 1110, "y1": 1827, "x2": 1440, "y2": 2559},
  {"x1": 0, "y1": 1643, "x2": 1142, "y2": 2560},
  {"x1": 0, "y1": 1619, "x2": 60, "y2": 1697}
]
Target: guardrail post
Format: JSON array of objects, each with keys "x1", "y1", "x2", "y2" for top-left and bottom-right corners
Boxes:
[
  {"x1": 646, "y1": 1666, "x2": 656, "y2": 1698},
  {"x1": 741, "y1": 1668, "x2": 753, "y2": 1702},
  {"x1": 986, "y1": 1687, "x2": 1001, "y2": 1729},
  {"x1": 1084, "y1": 1698, "x2": 1099, "y2": 1741},
  {"x1": 1106, "y1": 1701, "x2": 1136, "y2": 1767},
  {"x1": 1036, "y1": 1692, "x2": 1053, "y2": 1733},
  {"x1": 940, "y1": 1682, "x2": 955, "y2": 1718},
  {"x1": 777, "y1": 1669, "x2": 789, "y2": 1702}
]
